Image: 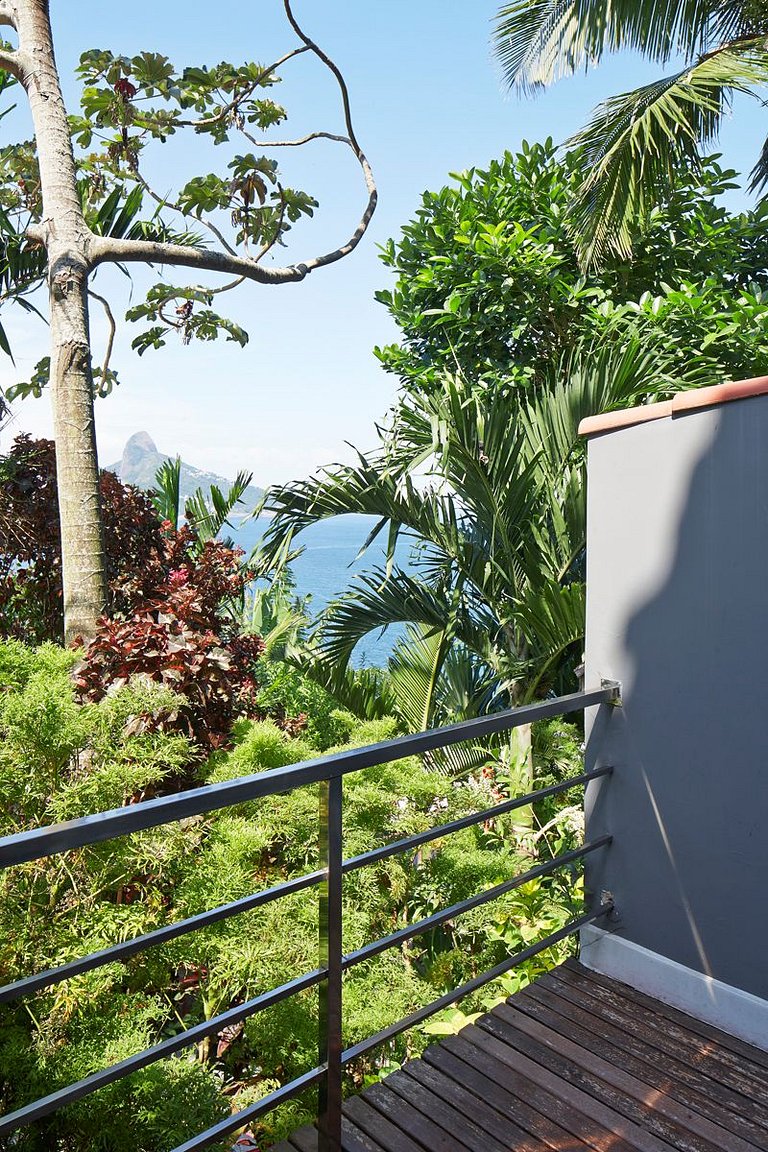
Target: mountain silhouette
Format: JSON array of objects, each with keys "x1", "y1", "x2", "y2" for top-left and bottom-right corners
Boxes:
[{"x1": 106, "y1": 432, "x2": 263, "y2": 511}]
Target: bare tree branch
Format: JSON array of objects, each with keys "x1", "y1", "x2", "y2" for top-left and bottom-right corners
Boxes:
[
  {"x1": 88, "y1": 233, "x2": 308, "y2": 282},
  {"x1": 88, "y1": 289, "x2": 115, "y2": 387},
  {"x1": 210, "y1": 275, "x2": 246, "y2": 295},
  {"x1": 242, "y1": 129, "x2": 348, "y2": 149},
  {"x1": 279, "y1": 0, "x2": 376, "y2": 273},
  {"x1": 87, "y1": 0, "x2": 376, "y2": 281}
]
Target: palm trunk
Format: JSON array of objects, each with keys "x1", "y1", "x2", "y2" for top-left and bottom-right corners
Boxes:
[{"x1": 17, "y1": 0, "x2": 106, "y2": 643}]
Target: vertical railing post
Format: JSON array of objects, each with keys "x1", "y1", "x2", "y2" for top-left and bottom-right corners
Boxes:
[{"x1": 318, "y1": 773, "x2": 343, "y2": 1152}]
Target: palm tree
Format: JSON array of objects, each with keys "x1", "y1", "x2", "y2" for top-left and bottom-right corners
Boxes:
[
  {"x1": 255, "y1": 333, "x2": 713, "y2": 742},
  {"x1": 493, "y1": 1, "x2": 768, "y2": 266},
  {"x1": 151, "y1": 456, "x2": 253, "y2": 548}
]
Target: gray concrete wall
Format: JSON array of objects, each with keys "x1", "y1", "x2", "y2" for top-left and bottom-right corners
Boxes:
[{"x1": 584, "y1": 394, "x2": 768, "y2": 999}]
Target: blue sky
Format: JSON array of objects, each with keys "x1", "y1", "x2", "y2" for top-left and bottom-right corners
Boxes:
[{"x1": 0, "y1": 1, "x2": 764, "y2": 484}]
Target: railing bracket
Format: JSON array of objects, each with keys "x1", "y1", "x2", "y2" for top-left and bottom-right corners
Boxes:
[{"x1": 601, "y1": 678, "x2": 622, "y2": 706}]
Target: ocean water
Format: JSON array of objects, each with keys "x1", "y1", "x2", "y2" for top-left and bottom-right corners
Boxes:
[{"x1": 229, "y1": 514, "x2": 409, "y2": 667}]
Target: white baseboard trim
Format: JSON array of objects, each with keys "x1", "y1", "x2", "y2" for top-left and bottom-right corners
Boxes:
[{"x1": 579, "y1": 926, "x2": 768, "y2": 1052}]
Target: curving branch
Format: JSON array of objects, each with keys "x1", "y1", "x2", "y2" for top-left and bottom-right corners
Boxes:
[
  {"x1": 86, "y1": 0, "x2": 376, "y2": 283},
  {"x1": 88, "y1": 289, "x2": 115, "y2": 386},
  {"x1": 242, "y1": 129, "x2": 348, "y2": 149},
  {"x1": 87, "y1": 232, "x2": 308, "y2": 282},
  {"x1": 209, "y1": 274, "x2": 246, "y2": 295},
  {"x1": 280, "y1": 0, "x2": 377, "y2": 273}
]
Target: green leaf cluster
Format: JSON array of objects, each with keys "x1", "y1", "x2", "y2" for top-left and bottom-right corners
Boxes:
[
  {"x1": 493, "y1": 0, "x2": 768, "y2": 265},
  {"x1": 375, "y1": 143, "x2": 768, "y2": 390},
  {"x1": 256, "y1": 144, "x2": 768, "y2": 731},
  {"x1": 0, "y1": 36, "x2": 321, "y2": 375}
]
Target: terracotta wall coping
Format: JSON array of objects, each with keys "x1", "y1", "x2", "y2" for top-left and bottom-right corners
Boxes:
[{"x1": 578, "y1": 375, "x2": 768, "y2": 438}]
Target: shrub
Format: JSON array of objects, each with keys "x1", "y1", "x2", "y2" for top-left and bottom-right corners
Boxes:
[
  {"x1": 74, "y1": 533, "x2": 265, "y2": 750},
  {"x1": 0, "y1": 640, "x2": 587, "y2": 1151},
  {"x1": 254, "y1": 660, "x2": 358, "y2": 750}
]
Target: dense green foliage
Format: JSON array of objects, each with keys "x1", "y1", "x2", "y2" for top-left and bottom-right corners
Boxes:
[
  {"x1": 0, "y1": 641, "x2": 585, "y2": 1149},
  {"x1": 375, "y1": 143, "x2": 768, "y2": 389}
]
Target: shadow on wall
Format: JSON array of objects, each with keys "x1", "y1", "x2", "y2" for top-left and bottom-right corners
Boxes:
[{"x1": 585, "y1": 394, "x2": 768, "y2": 1000}]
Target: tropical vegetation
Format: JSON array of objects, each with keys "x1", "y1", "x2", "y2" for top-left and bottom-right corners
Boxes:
[
  {"x1": 255, "y1": 145, "x2": 768, "y2": 744},
  {"x1": 0, "y1": 591, "x2": 587, "y2": 1148},
  {"x1": 493, "y1": 0, "x2": 768, "y2": 265},
  {"x1": 3, "y1": 13, "x2": 768, "y2": 1141}
]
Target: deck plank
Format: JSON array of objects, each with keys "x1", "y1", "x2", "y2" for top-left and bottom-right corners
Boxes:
[
  {"x1": 403, "y1": 1055, "x2": 551, "y2": 1152},
  {"x1": 560, "y1": 962, "x2": 768, "y2": 1092},
  {"x1": 526, "y1": 976, "x2": 768, "y2": 1144},
  {"x1": 460, "y1": 1021, "x2": 671, "y2": 1152},
  {"x1": 563, "y1": 960, "x2": 768, "y2": 1072},
  {"x1": 440, "y1": 1031, "x2": 642, "y2": 1152},
  {"x1": 269, "y1": 961, "x2": 768, "y2": 1152},
  {"x1": 484, "y1": 1001, "x2": 759, "y2": 1152},
  {"x1": 383, "y1": 1067, "x2": 511, "y2": 1152},
  {"x1": 343, "y1": 1096, "x2": 422, "y2": 1152},
  {"x1": 362, "y1": 1080, "x2": 471, "y2": 1151},
  {"x1": 424, "y1": 1039, "x2": 610, "y2": 1152}
]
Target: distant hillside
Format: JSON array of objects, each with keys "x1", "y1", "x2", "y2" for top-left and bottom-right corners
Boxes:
[{"x1": 106, "y1": 432, "x2": 264, "y2": 511}]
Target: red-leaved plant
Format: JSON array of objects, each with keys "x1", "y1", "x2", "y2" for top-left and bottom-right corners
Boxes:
[
  {"x1": 1, "y1": 437, "x2": 266, "y2": 747},
  {"x1": 74, "y1": 533, "x2": 265, "y2": 749}
]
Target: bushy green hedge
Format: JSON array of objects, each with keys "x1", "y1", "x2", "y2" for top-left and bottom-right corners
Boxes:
[{"x1": 0, "y1": 641, "x2": 584, "y2": 1150}]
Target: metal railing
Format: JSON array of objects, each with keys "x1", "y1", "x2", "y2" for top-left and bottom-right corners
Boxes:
[{"x1": 0, "y1": 681, "x2": 619, "y2": 1152}]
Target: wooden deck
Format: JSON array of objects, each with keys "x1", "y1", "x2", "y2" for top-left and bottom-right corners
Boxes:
[{"x1": 271, "y1": 958, "x2": 768, "y2": 1152}]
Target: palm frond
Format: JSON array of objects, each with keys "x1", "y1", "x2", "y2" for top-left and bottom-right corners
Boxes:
[
  {"x1": 317, "y1": 568, "x2": 455, "y2": 667},
  {"x1": 259, "y1": 452, "x2": 461, "y2": 575},
  {"x1": 185, "y1": 469, "x2": 253, "y2": 544},
  {"x1": 151, "y1": 456, "x2": 182, "y2": 529},
  {"x1": 514, "y1": 580, "x2": 587, "y2": 700},
  {"x1": 494, "y1": 0, "x2": 717, "y2": 92},
  {"x1": 388, "y1": 622, "x2": 453, "y2": 732},
  {"x1": 749, "y1": 133, "x2": 768, "y2": 194},
  {"x1": 298, "y1": 656, "x2": 397, "y2": 720},
  {"x1": 424, "y1": 740, "x2": 494, "y2": 779},
  {"x1": 566, "y1": 45, "x2": 768, "y2": 265},
  {"x1": 439, "y1": 643, "x2": 507, "y2": 718}
]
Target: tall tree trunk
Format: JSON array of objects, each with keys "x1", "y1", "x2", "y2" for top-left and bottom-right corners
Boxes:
[{"x1": 17, "y1": 0, "x2": 106, "y2": 643}]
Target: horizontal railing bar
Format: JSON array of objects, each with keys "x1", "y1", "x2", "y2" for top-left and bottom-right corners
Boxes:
[
  {"x1": 342, "y1": 766, "x2": 613, "y2": 875},
  {"x1": 0, "y1": 684, "x2": 618, "y2": 869},
  {"x1": 0, "y1": 968, "x2": 325, "y2": 1137},
  {"x1": 341, "y1": 837, "x2": 611, "y2": 971},
  {"x1": 0, "y1": 868, "x2": 324, "y2": 1006},
  {"x1": 170, "y1": 1065, "x2": 326, "y2": 1152},
  {"x1": 0, "y1": 769, "x2": 613, "y2": 1005},
  {"x1": 341, "y1": 905, "x2": 610, "y2": 1066}
]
